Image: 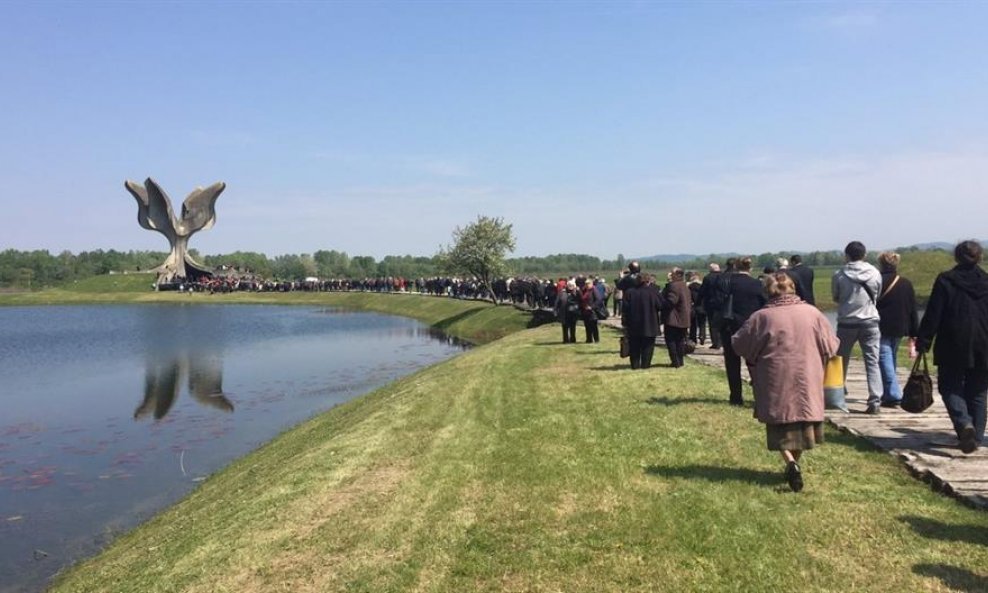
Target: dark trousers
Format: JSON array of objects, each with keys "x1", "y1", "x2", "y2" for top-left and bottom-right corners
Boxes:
[
  {"x1": 613, "y1": 298, "x2": 622, "y2": 317},
  {"x1": 721, "y1": 327, "x2": 749, "y2": 404},
  {"x1": 938, "y1": 366, "x2": 988, "y2": 443},
  {"x1": 709, "y1": 312, "x2": 723, "y2": 348},
  {"x1": 561, "y1": 319, "x2": 577, "y2": 343},
  {"x1": 629, "y1": 335, "x2": 656, "y2": 369},
  {"x1": 666, "y1": 326, "x2": 688, "y2": 367},
  {"x1": 583, "y1": 314, "x2": 599, "y2": 343},
  {"x1": 690, "y1": 311, "x2": 708, "y2": 344}
]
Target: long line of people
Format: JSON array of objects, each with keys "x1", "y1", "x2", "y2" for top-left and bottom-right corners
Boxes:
[
  {"x1": 582, "y1": 240, "x2": 987, "y2": 492},
  {"x1": 173, "y1": 242, "x2": 988, "y2": 493}
]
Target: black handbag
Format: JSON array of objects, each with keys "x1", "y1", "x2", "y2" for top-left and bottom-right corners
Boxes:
[{"x1": 901, "y1": 353, "x2": 934, "y2": 414}]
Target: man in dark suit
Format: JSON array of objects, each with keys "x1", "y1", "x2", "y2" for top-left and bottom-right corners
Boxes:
[
  {"x1": 698, "y1": 262, "x2": 725, "y2": 349},
  {"x1": 622, "y1": 273, "x2": 665, "y2": 369},
  {"x1": 720, "y1": 257, "x2": 767, "y2": 405},
  {"x1": 789, "y1": 254, "x2": 815, "y2": 305},
  {"x1": 616, "y1": 260, "x2": 641, "y2": 292}
]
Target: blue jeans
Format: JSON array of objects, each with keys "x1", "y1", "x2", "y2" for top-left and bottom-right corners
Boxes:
[
  {"x1": 879, "y1": 336, "x2": 903, "y2": 403},
  {"x1": 938, "y1": 366, "x2": 988, "y2": 443},
  {"x1": 837, "y1": 323, "x2": 883, "y2": 408}
]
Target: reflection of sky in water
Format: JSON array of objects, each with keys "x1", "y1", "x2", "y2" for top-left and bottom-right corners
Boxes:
[{"x1": 0, "y1": 305, "x2": 466, "y2": 593}]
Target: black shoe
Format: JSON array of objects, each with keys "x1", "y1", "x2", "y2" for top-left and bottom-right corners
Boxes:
[
  {"x1": 865, "y1": 403, "x2": 881, "y2": 415},
  {"x1": 959, "y1": 425, "x2": 978, "y2": 454},
  {"x1": 880, "y1": 400, "x2": 901, "y2": 408},
  {"x1": 729, "y1": 399, "x2": 744, "y2": 407},
  {"x1": 786, "y1": 461, "x2": 803, "y2": 492}
]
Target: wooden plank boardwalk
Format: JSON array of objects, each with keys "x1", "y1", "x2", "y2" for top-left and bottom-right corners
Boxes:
[{"x1": 601, "y1": 318, "x2": 988, "y2": 509}]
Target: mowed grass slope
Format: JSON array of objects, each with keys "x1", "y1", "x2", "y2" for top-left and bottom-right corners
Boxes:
[{"x1": 51, "y1": 323, "x2": 988, "y2": 593}]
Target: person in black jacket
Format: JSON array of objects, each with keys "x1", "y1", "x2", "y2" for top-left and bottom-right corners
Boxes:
[
  {"x1": 917, "y1": 240, "x2": 988, "y2": 453},
  {"x1": 554, "y1": 280, "x2": 580, "y2": 344},
  {"x1": 622, "y1": 273, "x2": 665, "y2": 369},
  {"x1": 687, "y1": 271, "x2": 706, "y2": 345},
  {"x1": 721, "y1": 257, "x2": 767, "y2": 406},
  {"x1": 698, "y1": 262, "x2": 726, "y2": 349},
  {"x1": 876, "y1": 251, "x2": 919, "y2": 407},
  {"x1": 616, "y1": 261, "x2": 641, "y2": 292},
  {"x1": 789, "y1": 254, "x2": 815, "y2": 305}
]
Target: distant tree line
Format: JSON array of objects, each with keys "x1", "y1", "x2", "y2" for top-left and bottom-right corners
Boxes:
[{"x1": 0, "y1": 245, "x2": 950, "y2": 290}]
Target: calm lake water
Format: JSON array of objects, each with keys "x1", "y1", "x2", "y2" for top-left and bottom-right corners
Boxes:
[{"x1": 0, "y1": 305, "x2": 468, "y2": 593}]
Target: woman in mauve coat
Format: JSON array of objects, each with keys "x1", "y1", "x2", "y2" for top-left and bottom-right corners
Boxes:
[{"x1": 732, "y1": 272, "x2": 840, "y2": 492}]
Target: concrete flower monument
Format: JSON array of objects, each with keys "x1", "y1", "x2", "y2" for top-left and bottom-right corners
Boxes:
[{"x1": 125, "y1": 178, "x2": 226, "y2": 287}]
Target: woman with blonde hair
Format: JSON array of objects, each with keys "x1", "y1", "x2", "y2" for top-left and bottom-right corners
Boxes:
[
  {"x1": 732, "y1": 272, "x2": 840, "y2": 492},
  {"x1": 876, "y1": 251, "x2": 919, "y2": 407}
]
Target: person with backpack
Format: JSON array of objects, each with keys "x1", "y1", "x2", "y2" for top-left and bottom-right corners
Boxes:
[
  {"x1": 832, "y1": 241, "x2": 884, "y2": 414},
  {"x1": 917, "y1": 240, "x2": 988, "y2": 453}
]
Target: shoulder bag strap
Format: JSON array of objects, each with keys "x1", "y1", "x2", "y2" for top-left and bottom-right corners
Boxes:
[
  {"x1": 878, "y1": 275, "x2": 901, "y2": 301},
  {"x1": 843, "y1": 270, "x2": 877, "y2": 304}
]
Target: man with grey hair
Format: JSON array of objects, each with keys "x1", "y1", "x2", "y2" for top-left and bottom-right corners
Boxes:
[{"x1": 833, "y1": 241, "x2": 884, "y2": 414}]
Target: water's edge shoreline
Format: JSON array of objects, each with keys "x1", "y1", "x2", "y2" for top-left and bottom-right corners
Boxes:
[{"x1": 17, "y1": 293, "x2": 528, "y2": 590}]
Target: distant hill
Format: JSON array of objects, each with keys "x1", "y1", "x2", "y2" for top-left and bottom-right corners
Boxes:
[
  {"x1": 639, "y1": 253, "x2": 740, "y2": 264},
  {"x1": 901, "y1": 240, "x2": 988, "y2": 251},
  {"x1": 903, "y1": 242, "x2": 954, "y2": 251}
]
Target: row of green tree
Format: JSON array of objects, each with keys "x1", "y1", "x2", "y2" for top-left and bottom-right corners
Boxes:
[{"x1": 0, "y1": 244, "x2": 947, "y2": 290}]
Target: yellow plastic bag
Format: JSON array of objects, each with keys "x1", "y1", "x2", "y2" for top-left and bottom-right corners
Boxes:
[{"x1": 823, "y1": 356, "x2": 847, "y2": 412}]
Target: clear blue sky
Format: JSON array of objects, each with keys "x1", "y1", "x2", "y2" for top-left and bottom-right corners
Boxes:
[{"x1": 2, "y1": 1, "x2": 986, "y2": 260}]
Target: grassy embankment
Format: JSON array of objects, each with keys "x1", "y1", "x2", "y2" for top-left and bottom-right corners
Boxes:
[{"x1": 21, "y1": 273, "x2": 988, "y2": 592}]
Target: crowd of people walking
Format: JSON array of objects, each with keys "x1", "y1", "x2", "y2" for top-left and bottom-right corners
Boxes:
[
  {"x1": 565, "y1": 240, "x2": 988, "y2": 493},
  {"x1": 174, "y1": 239, "x2": 988, "y2": 492}
]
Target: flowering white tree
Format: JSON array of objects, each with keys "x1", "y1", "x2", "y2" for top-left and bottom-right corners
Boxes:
[{"x1": 437, "y1": 215, "x2": 516, "y2": 304}]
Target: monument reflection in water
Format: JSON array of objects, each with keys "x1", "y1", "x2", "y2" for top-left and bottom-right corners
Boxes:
[
  {"x1": 135, "y1": 305, "x2": 235, "y2": 421},
  {"x1": 0, "y1": 304, "x2": 467, "y2": 593},
  {"x1": 137, "y1": 351, "x2": 233, "y2": 420}
]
